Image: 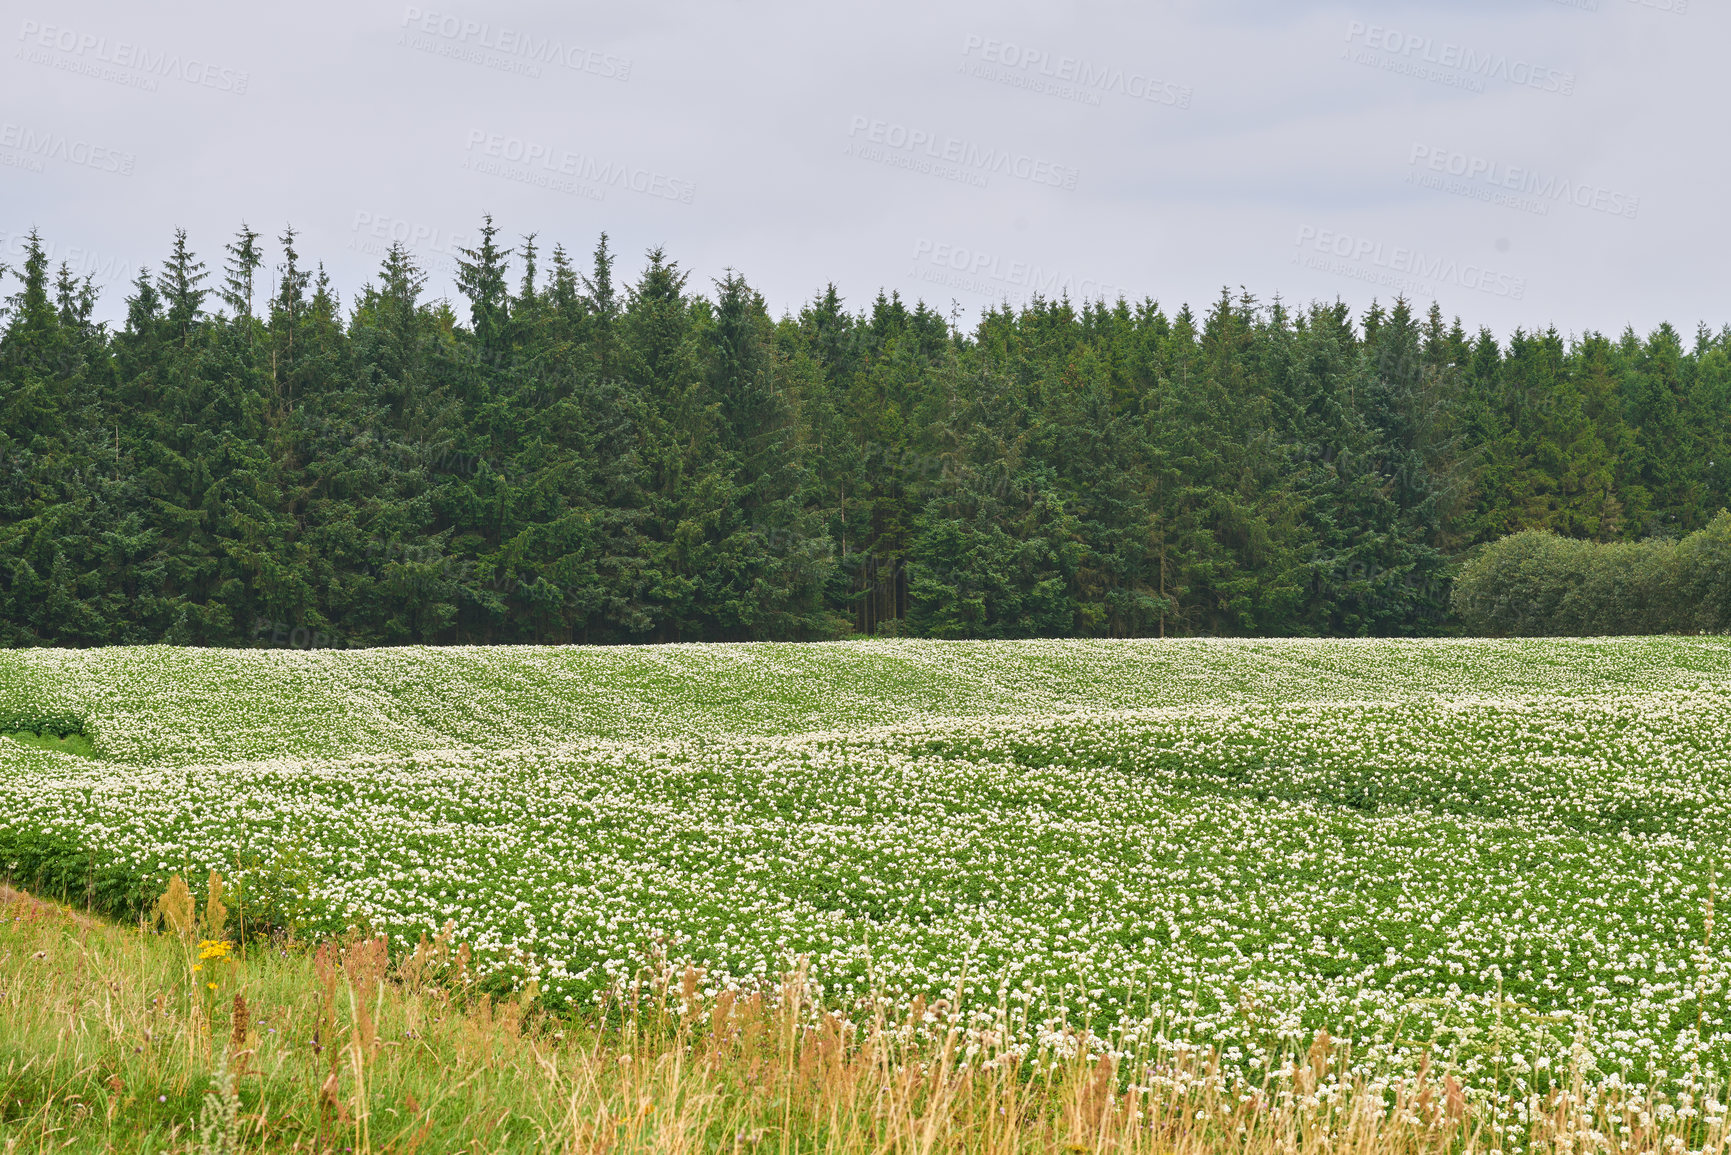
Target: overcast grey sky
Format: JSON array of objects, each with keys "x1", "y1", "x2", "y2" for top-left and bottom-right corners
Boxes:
[{"x1": 1, "y1": 0, "x2": 1719, "y2": 338}]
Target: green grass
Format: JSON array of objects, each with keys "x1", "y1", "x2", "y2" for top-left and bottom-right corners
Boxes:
[{"x1": 2, "y1": 728, "x2": 95, "y2": 757}]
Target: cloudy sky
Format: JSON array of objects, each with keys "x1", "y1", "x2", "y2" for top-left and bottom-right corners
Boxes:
[{"x1": 0, "y1": 0, "x2": 1719, "y2": 338}]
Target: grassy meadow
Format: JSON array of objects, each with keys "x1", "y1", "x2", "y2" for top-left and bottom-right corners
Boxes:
[{"x1": 4, "y1": 636, "x2": 1731, "y2": 1152}]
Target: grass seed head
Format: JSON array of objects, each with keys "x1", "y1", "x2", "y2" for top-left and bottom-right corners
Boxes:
[
  {"x1": 153, "y1": 874, "x2": 196, "y2": 941},
  {"x1": 203, "y1": 870, "x2": 228, "y2": 941}
]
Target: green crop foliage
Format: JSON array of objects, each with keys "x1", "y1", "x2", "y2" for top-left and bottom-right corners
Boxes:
[
  {"x1": 4, "y1": 635, "x2": 1731, "y2": 1151},
  {"x1": 2, "y1": 729, "x2": 95, "y2": 758}
]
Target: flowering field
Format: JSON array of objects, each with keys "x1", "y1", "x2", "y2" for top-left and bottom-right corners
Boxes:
[{"x1": 4, "y1": 637, "x2": 1731, "y2": 1128}]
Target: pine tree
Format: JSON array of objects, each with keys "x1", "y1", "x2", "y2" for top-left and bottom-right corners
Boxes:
[
  {"x1": 455, "y1": 214, "x2": 512, "y2": 356},
  {"x1": 220, "y1": 223, "x2": 263, "y2": 320},
  {"x1": 158, "y1": 229, "x2": 209, "y2": 344}
]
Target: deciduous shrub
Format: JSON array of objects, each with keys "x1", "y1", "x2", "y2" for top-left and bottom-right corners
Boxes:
[{"x1": 1452, "y1": 511, "x2": 1731, "y2": 635}]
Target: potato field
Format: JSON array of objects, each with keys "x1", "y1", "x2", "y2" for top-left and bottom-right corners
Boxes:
[{"x1": 4, "y1": 637, "x2": 1729, "y2": 1141}]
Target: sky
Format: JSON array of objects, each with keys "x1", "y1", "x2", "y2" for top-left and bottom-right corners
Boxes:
[{"x1": 0, "y1": 0, "x2": 1720, "y2": 339}]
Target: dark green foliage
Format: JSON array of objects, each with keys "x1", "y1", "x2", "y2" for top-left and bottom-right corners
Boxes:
[
  {"x1": 0, "y1": 824, "x2": 164, "y2": 919},
  {"x1": 1451, "y1": 512, "x2": 1731, "y2": 636},
  {"x1": 1451, "y1": 530, "x2": 1678, "y2": 636},
  {"x1": 0, "y1": 709, "x2": 85, "y2": 739},
  {"x1": 3, "y1": 220, "x2": 1729, "y2": 645},
  {"x1": 1675, "y1": 513, "x2": 1731, "y2": 632}
]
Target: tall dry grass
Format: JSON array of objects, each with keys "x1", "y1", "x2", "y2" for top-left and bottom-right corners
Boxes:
[{"x1": 3, "y1": 880, "x2": 1726, "y2": 1155}]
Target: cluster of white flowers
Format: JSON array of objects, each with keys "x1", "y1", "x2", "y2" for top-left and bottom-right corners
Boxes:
[{"x1": 4, "y1": 635, "x2": 1731, "y2": 1131}]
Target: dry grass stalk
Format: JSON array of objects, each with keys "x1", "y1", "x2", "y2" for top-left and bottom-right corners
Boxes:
[{"x1": 153, "y1": 872, "x2": 197, "y2": 941}]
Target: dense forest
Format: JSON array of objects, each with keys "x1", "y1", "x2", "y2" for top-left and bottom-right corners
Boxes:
[{"x1": 2, "y1": 219, "x2": 1728, "y2": 647}]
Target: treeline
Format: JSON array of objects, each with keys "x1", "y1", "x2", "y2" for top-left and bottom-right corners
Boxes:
[{"x1": 2, "y1": 219, "x2": 1729, "y2": 647}]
